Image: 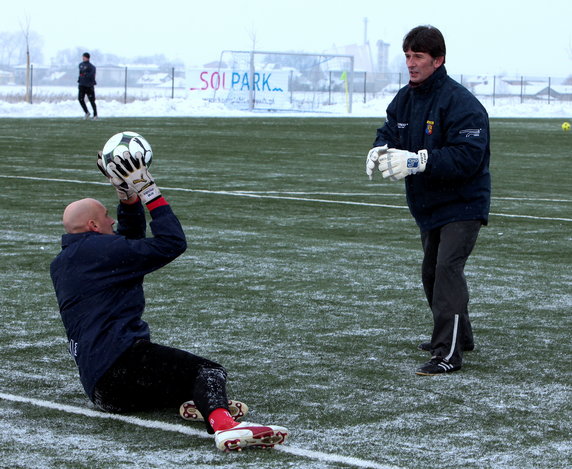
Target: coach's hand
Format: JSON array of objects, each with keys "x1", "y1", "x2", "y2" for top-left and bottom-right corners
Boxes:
[
  {"x1": 108, "y1": 151, "x2": 161, "y2": 205},
  {"x1": 378, "y1": 149, "x2": 428, "y2": 181},
  {"x1": 97, "y1": 151, "x2": 136, "y2": 201},
  {"x1": 365, "y1": 145, "x2": 388, "y2": 180}
]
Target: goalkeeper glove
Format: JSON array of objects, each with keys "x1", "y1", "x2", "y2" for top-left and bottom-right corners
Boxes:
[
  {"x1": 378, "y1": 148, "x2": 428, "y2": 181},
  {"x1": 96, "y1": 151, "x2": 136, "y2": 201},
  {"x1": 108, "y1": 151, "x2": 161, "y2": 205},
  {"x1": 365, "y1": 145, "x2": 388, "y2": 180}
]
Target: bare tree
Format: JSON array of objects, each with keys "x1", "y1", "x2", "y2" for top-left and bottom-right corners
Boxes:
[
  {"x1": 0, "y1": 30, "x2": 43, "y2": 67},
  {"x1": 20, "y1": 15, "x2": 32, "y2": 103},
  {"x1": 0, "y1": 32, "x2": 20, "y2": 66}
]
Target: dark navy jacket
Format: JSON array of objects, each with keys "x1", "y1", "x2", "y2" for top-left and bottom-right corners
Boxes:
[
  {"x1": 78, "y1": 61, "x2": 97, "y2": 87},
  {"x1": 373, "y1": 65, "x2": 491, "y2": 232},
  {"x1": 50, "y1": 201, "x2": 187, "y2": 400}
]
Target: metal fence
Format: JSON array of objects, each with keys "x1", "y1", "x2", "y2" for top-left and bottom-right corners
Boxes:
[
  {"x1": 1, "y1": 64, "x2": 571, "y2": 109},
  {"x1": 354, "y1": 72, "x2": 572, "y2": 106}
]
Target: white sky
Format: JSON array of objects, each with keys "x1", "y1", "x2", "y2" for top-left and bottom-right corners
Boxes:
[{"x1": 3, "y1": 0, "x2": 572, "y2": 77}]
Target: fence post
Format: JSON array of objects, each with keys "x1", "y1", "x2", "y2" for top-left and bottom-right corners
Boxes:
[
  {"x1": 493, "y1": 75, "x2": 496, "y2": 106},
  {"x1": 30, "y1": 64, "x2": 34, "y2": 104},
  {"x1": 171, "y1": 67, "x2": 175, "y2": 99},
  {"x1": 548, "y1": 77, "x2": 551, "y2": 104},
  {"x1": 328, "y1": 71, "x2": 332, "y2": 105},
  {"x1": 124, "y1": 66, "x2": 128, "y2": 104},
  {"x1": 248, "y1": 51, "x2": 255, "y2": 111},
  {"x1": 520, "y1": 76, "x2": 524, "y2": 104},
  {"x1": 348, "y1": 56, "x2": 354, "y2": 113},
  {"x1": 363, "y1": 71, "x2": 367, "y2": 104}
]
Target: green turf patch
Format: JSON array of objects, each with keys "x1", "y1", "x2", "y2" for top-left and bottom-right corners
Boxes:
[{"x1": 0, "y1": 117, "x2": 570, "y2": 468}]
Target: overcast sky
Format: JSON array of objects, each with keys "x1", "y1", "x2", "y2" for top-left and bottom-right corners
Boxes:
[{"x1": 3, "y1": 0, "x2": 571, "y2": 77}]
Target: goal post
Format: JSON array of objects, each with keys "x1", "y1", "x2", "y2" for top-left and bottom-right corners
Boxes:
[{"x1": 211, "y1": 50, "x2": 355, "y2": 113}]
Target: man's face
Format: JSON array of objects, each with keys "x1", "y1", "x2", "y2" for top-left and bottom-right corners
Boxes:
[{"x1": 404, "y1": 49, "x2": 444, "y2": 84}]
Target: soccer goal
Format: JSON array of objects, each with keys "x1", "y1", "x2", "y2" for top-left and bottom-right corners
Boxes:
[{"x1": 211, "y1": 50, "x2": 355, "y2": 113}]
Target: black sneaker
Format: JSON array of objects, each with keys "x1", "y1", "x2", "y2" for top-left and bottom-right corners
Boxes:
[
  {"x1": 418, "y1": 342, "x2": 474, "y2": 352},
  {"x1": 415, "y1": 357, "x2": 461, "y2": 375}
]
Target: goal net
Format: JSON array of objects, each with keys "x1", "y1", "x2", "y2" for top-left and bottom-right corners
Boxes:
[{"x1": 212, "y1": 50, "x2": 355, "y2": 113}]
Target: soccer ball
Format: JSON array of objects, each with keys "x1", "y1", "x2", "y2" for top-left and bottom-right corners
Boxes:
[
  {"x1": 101, "y1": 131, "x2": 153, "y2": 174},
  {"x1": 562, "y1": 122, "x2": 570, "y2": 131}
]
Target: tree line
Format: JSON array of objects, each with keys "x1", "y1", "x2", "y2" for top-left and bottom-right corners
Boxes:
[{"x1": 0, "y1": 30, "x2": 183, "y2": 68}]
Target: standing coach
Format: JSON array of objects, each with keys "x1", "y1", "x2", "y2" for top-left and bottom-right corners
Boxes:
[{"x1": 366, "y1": 25, "x2": 491, "y2": 376}]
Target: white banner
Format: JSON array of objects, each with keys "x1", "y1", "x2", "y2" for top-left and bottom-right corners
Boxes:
[{"x1": 188, "y1": 69, "x2": 289, "y2": 94}]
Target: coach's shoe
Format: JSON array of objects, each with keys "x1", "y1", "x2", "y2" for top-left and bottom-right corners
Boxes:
[
  {"x1": 83, "y1": 112, "x2": 90, "y2": 120},
  {"x1": 214, "y1": 421, "x2": 289, "y2": 451},
  {"x1": 415, "y1": 357, "x2": 461, "y2": 376},
  {"x1": 179, "y1": 400, "x2": 248, "y2": 422},
  {"x1": 418, "y1": 342, "x2": 474, "y2": 352}
]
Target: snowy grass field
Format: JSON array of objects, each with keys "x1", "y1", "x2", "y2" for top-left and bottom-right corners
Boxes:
[{"x1": 0, "y1": 117, "x2": 570, "y2": 468}]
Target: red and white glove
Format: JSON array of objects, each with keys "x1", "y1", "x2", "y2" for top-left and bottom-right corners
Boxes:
[
  {"x1": 107, "y1": 151, "x2": 161, "y2": 204},
  {"x1": 378, "y1": 149, "x2": 428, "y2": 181},
  {"x1": 97, "y1": 151, "x2": 136, "y2": 201}
]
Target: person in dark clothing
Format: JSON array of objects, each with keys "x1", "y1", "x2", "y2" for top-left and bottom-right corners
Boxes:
[
  {"x1": 50, "y1": 141, "x2": 289, "y2": 451},
  {"x1": 366, "y1": 25, "x2": 491, "y2": 376},
  {"x1": 78, "y1": 52, "x2": 98, "y2": 120}
]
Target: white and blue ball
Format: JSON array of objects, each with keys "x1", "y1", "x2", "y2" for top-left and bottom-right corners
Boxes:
[{"x1": 101, "y1": 131, "x2": 153, "y2": 175}]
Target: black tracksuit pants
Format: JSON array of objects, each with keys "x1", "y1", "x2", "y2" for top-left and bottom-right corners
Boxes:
[
  {"x1": 78, "y1": 85, "x2": 97, "y2": 116},
  {"x1": 92, "y1": 339, "x2": 230, "y2": 433},
  {"x1": 420, "y1": 220, "x2": 482, "y2": 365}
]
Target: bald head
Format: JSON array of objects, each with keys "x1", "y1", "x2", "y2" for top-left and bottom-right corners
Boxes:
[{"x1": 62, "y1": 198, "x2": 115, "y2": 234}]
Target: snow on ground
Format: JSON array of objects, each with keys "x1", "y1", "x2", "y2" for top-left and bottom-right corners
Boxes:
[{"x1": 1, "y1": 92, "x2": 572, "y2": 119}]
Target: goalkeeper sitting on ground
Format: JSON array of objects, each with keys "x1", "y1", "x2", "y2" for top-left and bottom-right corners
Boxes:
[{"x1": 50, "y1": 139, "x2": 288, "y2": 451}]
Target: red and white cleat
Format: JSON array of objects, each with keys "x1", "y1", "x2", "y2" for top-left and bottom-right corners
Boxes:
[
  {"x1": 214, "y1": 422, "x2": 289, "y2": 451},
  {"x1": 179, "y1": 400, "x2": 248, "y2": 422}
]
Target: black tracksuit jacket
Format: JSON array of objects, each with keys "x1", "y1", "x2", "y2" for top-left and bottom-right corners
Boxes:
[
  {"x1": 373, "y1": 65, "x2": 491, "y2": 232},
  {"x1": 50, "y1": 201, "x2": 187, "y2": 400}
]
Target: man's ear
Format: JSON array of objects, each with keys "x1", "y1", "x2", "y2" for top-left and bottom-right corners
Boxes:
[
  {"x1": 87, "y1": 219, "x2": 99, "y2": 232},
  {"x1": 434, "y1": 56, "x2": 445, "y2": 69}
]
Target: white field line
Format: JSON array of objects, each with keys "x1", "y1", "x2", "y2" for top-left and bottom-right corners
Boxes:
[
  {"x1": 0, "y1": 392, "x2": 398, "y2": 469},
  {"x1": 2, "y1": 175, "x2": 571, "y2": 222},
  {"x1": 221, "y1": 191, "x2": 572, "y2": 204}
]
